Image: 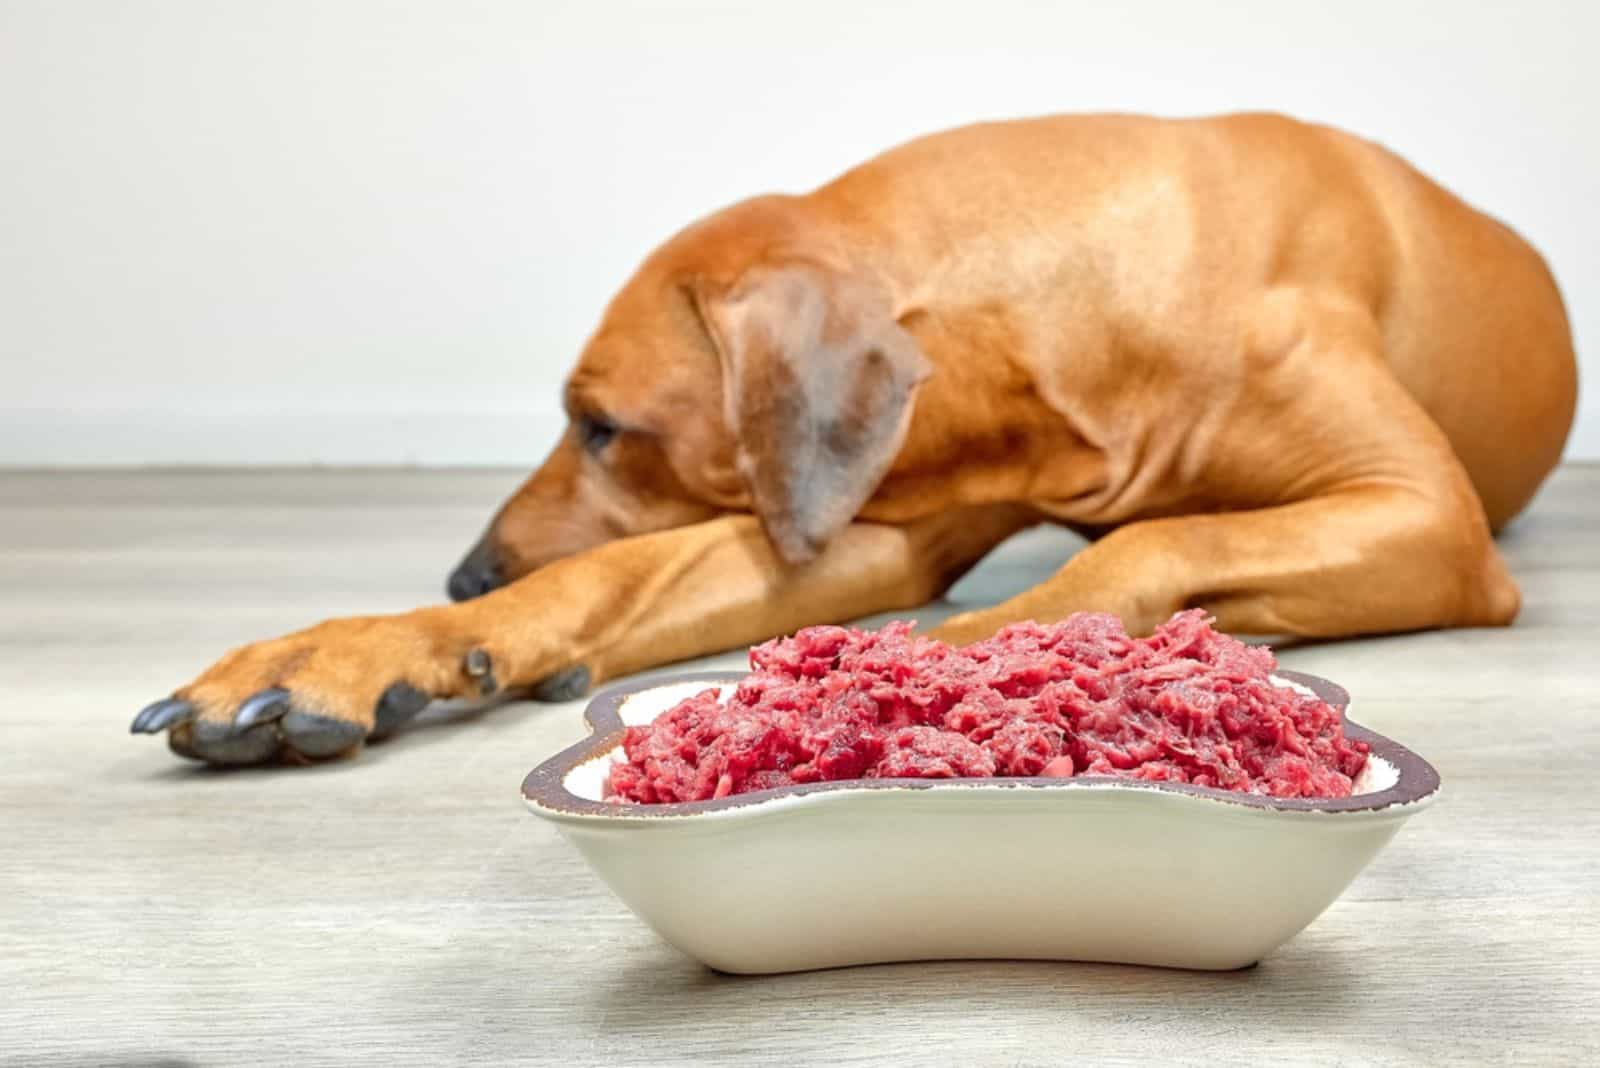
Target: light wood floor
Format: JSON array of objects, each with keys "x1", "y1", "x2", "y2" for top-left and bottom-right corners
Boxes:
[{"x1": 2, "y1": 467, "x2": 1596, "y2": 1066}]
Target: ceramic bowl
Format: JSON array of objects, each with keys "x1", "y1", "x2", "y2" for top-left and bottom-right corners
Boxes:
[{"x1": 522, "y1": 669, "x2": 1439, "y2": 974}]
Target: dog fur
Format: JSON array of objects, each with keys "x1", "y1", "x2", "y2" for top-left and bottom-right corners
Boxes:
[{"x1": 133, "y1": 113, "x2": 1577, "y2": 764}]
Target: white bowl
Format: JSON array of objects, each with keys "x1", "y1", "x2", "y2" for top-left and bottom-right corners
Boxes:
[{"x1": 522, "y1": 669, "x2": 1439, "y2": 974}]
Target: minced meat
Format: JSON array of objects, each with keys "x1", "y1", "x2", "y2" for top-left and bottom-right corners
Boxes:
[{"x1": 603, "y1": 610, "x2": 1368, "y2": 803}]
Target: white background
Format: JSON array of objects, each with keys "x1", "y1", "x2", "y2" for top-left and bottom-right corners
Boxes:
[{"x1": 2, "y1": 0, "x2": 1592, "y2": 465}]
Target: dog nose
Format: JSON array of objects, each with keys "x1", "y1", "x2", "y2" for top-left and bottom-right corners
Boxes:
[{"x1": 447, "y1": 539, "x2": 503, "y2": 602}]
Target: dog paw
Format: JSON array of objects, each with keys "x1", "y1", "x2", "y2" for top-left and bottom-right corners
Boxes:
[{"x1": 129, "y1": 615, "x2": 486, "y2": 766}]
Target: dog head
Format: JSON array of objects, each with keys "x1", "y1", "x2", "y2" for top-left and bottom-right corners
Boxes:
[{"x1": 447, "y1": 196, "x2": 930, "y2": 601}]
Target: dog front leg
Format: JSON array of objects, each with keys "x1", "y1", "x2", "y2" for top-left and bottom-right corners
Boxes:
[
  {"x1": 134, "y1": 507, "x2": 1032, "y2": 765},
  {"x1": 930, "y1": 484, "x2": 1521, "y2": 644}
]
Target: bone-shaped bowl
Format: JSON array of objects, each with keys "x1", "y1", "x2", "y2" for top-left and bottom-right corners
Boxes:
[{"x1": 522, "y1": 669, "x2": 1439, "y2": 974}]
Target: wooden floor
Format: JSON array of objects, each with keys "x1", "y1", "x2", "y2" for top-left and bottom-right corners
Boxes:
[{"x1": 2, "y1": 467, "x2": 1597, "y2": 1066}]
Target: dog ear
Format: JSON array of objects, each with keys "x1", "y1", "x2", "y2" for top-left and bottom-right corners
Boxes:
[{"x1": 692, "y1": 261, "x2": 931, "y2": 564}]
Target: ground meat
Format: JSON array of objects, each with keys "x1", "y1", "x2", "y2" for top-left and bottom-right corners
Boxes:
[{"x1": 603, "y1": 611, "x2": 1369, "y2": 803}]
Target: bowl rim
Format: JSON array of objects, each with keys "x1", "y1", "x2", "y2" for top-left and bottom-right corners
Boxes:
[{"x1": 521, "y1": 668, "x2": 1441, "y2": 821}]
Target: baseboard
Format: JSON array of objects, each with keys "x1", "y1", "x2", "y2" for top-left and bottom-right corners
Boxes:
[{"x1": 0, "y1": 404, "x2": 567, "y2": 466}]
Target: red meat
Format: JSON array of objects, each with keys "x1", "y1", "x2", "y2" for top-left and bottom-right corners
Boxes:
[{"x1": 604, "y1": 611, "x2": 1368, "y2": 803}]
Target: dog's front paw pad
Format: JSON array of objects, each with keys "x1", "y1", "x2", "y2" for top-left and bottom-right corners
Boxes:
[
  {"x1": 189, "y1": 718, "x2": 284, "y2": 765},
  {"x1": 280, "y1": 710, "x2": 367, "y2": 758},
  {"x1": 530, "y1": 664, "x2": 591, "y2": 702},
  {"x1": 371, "y1": 681, "x2": 430, "y2": 738}
]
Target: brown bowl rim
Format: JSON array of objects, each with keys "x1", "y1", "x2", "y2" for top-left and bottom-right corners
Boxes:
[{"x1": 521, "y1": 668, "x2": 1441, "y2": 819}]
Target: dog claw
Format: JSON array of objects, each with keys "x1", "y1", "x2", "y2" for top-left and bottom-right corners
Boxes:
[
  {"x1": 281, "y1": 710, "x2": 366, "y2": 758},
  {"x1": 167, "y1": 722, "x2": 201, "y2": 760},
  {"x1": 233, "y1": 688, "x2": 291, "y2": 732},
  {"x1": 131, "y1": 698, "x2": 195, "y2": 734},
  {"x1": 372, "y1": 681, "x2": 429, "y2": 738}
]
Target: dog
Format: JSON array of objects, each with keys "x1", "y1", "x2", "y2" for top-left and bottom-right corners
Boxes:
[{"x1": 131, "y1": 112, "x2": 1577, "y2": 765}]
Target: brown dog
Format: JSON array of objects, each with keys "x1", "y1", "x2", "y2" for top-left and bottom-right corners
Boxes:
[{"x1": 131, "y1": 112, "x2": 1577, "y2": 765}]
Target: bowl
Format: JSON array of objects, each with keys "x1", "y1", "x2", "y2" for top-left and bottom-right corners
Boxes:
[{"x1": 522, "y1": 669, "x2": 1439, "y2": 973}]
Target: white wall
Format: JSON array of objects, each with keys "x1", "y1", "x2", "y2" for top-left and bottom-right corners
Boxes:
[{"x1": 1, "y1": 0, "x2": 1593, "y2": 465}]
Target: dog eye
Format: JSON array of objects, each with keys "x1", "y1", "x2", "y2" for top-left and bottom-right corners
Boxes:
[{"x1": 577, "y1": 414, "x2": 619, "y2": 454}]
